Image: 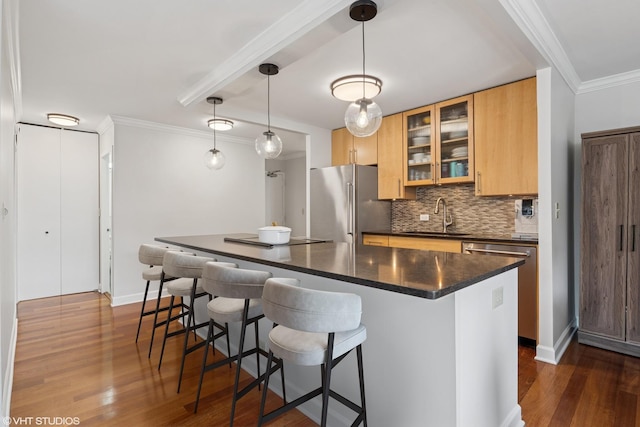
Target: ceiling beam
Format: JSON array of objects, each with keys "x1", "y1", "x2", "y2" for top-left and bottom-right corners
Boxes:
[{"x1": 178, "y1": 0, "x2": 353, "y2": 107}]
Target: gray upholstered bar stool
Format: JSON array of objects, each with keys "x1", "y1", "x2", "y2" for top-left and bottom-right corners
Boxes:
[
  {"x1": 194, "y1": 263, "x2": 286, "y2": 425},
  {"x1": 136, "y1": 243, "x2": 171, "y2": 343},
  {"x1": 258, "y1": 278, "x2": 368, "y2": 427},
  {"x1": 157, "y1": 251, "x2": 236, "y2": 392},
  {"x1": 146, "y1": 249, "x2": 196, "y2": 356}
]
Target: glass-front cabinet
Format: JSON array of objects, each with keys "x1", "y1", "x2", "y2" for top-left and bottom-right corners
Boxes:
[{"x1": 403, "y1": 95, "x2": 474, "y2": 186}]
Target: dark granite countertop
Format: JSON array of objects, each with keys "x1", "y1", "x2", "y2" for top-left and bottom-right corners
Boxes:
[
  {"x1": 156, "y1": 233, "x2": 524, "y2": 300},
  {"x1": 364, "y1": 230, "x2": 539, "y2": 245}
]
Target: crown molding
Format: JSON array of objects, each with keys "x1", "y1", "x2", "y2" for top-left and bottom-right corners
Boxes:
[
  {"x1": 499, "y1": 0, "x2": 581, "y2": 93},
  {"x1": 177, "y1": 0, "x2": 352, "y2": 107},
  {"x1": 109, "y1": 115, "x2": 253, "y2": 146},
  {"x1": 577, "y1": 68, "x2": 640, "y2": 94},
  {"x1": 3, "y1": 0, "x2": 22, "y2": 119}
]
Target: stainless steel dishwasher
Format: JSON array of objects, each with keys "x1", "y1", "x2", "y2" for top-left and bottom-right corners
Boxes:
[{"x1": 462, "y1": 241, "x2": 538, "y2": 344}]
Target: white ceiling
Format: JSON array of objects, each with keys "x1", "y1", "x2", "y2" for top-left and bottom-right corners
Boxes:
[{"x1": 13, "y1": 0, "x2": 640, "y2": 157}]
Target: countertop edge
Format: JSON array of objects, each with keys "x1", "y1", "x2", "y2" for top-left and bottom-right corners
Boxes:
[{"x1": 156, "y1": 235, "x2": 524, "y2": 300}]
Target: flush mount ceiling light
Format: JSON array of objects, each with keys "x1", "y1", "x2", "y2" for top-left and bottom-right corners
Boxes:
[
  {"x1": 203, "y1": 96, "x2": 226, "y2": 170},
  {"x1": 343, "y1": 0, "x2": 383, "y2": 137},
  {"x1": 255, "y1": 63, "x2": 283, "y2": 159},
  {"x1": 207, "y1": 118, "x2": 234, "y2": 131},
  {"x1": 47, "y1": 113, "x2": 79, "y2": 127},
  {"x1": 331, "y1": 74, "x2": 382, "y2": 102}
]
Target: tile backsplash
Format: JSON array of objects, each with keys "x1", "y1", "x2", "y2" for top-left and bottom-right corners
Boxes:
[{"x1": 391, "y1": 184, "x2": 516, "y2": 235}]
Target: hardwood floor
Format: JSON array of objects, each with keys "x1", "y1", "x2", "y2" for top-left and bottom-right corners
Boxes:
[{"x1": 10, "y1": 292, "x2": 640, "y2": 426}]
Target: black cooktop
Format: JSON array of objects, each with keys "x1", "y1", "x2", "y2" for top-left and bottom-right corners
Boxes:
[{"x1": 223, "y1": 235, "x2": 330, "y2": 248}]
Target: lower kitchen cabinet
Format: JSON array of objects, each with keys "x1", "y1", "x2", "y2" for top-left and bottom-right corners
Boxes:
[
  {"x1": 363, "y1": 234, "x2": 462, "y2": 253},
  {"x1": 362, "y1": 234, "x2": 389, "y2": 246},
  {"x1": 579, "y1": 126, "x2": 640, "y2": 356}
]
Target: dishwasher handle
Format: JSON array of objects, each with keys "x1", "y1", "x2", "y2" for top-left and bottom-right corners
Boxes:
[{"x1": 464, "y1": 247, "x2": 531, "y2": 257}]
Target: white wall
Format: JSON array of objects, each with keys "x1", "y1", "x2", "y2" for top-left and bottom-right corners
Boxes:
[
  {"x1": 265, "y1": 155, "x2": 307, "y2": 236},
  {"x1": 536, "y1": 67, "x2": 576, "y2": 364},
  {"x1": 110, "y1": 118, "x2": 267, "y2": 305},
  {"x1": 0, "y1": 0, "x2": 17, "y2": 416},
  {"x1": 573, "y1": 79, "x2": 640, "y2": 335}
]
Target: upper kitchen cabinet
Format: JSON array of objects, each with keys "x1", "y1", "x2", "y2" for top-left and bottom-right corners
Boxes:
[
  {"x1": 331, "y1": 127, "x2": 377, "y2": 166},
  {"x1": 378, "y1": 113, "x2": 415, "y2": 200},
  {"x1": 404, "y1": 95, "x2": 474, "y2": 187},
  {"x1": 474, "y1": 77, "x2": 538, "y2": 196}
]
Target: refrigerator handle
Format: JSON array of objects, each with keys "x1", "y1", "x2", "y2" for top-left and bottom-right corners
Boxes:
[{"x1": 347, "y1": 181, "x2": 354, "y2": 237}]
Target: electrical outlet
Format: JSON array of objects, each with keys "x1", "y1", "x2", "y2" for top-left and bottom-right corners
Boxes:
[
  {"x1": 492, "y1": 287, "x2": 503, "y2": 309},
  {"x1": 419, "y1": 214, "x2": 430, "y2": 221}
]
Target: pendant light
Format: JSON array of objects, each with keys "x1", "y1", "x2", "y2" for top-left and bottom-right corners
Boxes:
[
  {"x1": 344, "y1": 0, "x2": 382, "y2": 137},
  {"x1": 255, "y1": 63, "x2": 283, "y2": 159},
  {"x1": 203, "y1": 97, "x2": 226, "y2": 170}
]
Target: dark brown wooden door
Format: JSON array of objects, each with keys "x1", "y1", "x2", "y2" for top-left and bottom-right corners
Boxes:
[
  {"x1": 627, "y1": 133, "x2": 640, "y2": 343},
  {"x1": 581, "y1": 134, "x2": 628, "y2": 340}
]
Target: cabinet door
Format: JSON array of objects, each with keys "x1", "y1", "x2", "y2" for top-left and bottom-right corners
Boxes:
[
  {"x1": 363, "y1": 234, "x2": 389, "y2": 246},
  {"x1": 60, "y1": 130, "x2": 99, "y2": 295},
  {"x1": 404, "y1": 105, "x2": 435, "y2": 186},
  {"x1": 474, "y1": 78, "x2": 537, "y2": 196},
  {"x1": 378, "y1": 113, "x2": 415, "y2": 199},
  {"x1": 581, "y1": 134, "x2": 628, "y2": 340},
  {"x1": 388, "y1": 236, "x2": 462, "y2": 253},
  {"x1": 354, "y1": 133, "x2": 377, "y2": 165},
  {"x1": 435, "y1": 95, "x2": 474, "y2": 184},
  {"x1": 17, "y1": 125, "x2": 62, "y2": 300},
  {"x1": 331, "y1": 128, "x2": 352, "y2": 166},
  {"x1": 627, "y1": 133, "x2": 640, "y2": 343}
]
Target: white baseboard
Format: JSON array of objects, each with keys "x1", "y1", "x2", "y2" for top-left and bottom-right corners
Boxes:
[
  {"x1": 535, "y1": 318, "x2": 577, "y2": 365},
  {"x1": 500, "y1": 404, "x2": 525, "y2": 427},
  {"x1": 110, "y1": 289, "x2": 170, "y2": 307},
  {"x1": 2, "y1": 317, "x2": 18, "y2": 418}
]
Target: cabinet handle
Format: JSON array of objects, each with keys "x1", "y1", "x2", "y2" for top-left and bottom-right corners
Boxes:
[
  {"x1": 436, "y1": 162, "x2": 440, "y2": 183},
  {"x1": 398, "y1": 179, "x2": 401, "y2": 198},
  {"x1": 477, "y1": 171, "x2": 482, "y2": 194},
  {"x1": 353, "y1": 149, "x2": 358, "y2": 164},
  {"x1": 633, "y1": 225, "x2": 637, "y2": 252},
  {"x1": 620, "y1": 225, "x2": 624, "y2": 251}
]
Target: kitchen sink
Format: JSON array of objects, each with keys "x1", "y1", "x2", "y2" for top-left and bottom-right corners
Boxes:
[{"x1": 401, "y1": 231, "x2": 470, "y2": 237}]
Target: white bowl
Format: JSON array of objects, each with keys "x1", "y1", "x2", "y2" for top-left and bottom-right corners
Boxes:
[
  {"x1": 258, "y1": 226, "x2": 291, "y2": 244},
  {"x1": 412, "y1": 136, "x2": 429, "y2": 145}
]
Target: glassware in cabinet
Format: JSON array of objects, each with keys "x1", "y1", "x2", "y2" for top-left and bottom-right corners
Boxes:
[
  {"x1": 435, "y1": 95, "x2": 474, "y2": 183},
  {"x1": 403, "y1": 105, "x2": 435, "y2": 186}
]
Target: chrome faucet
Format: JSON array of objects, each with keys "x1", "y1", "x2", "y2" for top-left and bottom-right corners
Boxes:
[{"x1": 434, "y1": 197, "x2": 453, "y2": 233}]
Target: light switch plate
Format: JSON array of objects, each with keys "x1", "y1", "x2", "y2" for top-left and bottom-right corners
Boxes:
[{"x1": 419, "y1": 214, "x2": 429, "y2": 221}]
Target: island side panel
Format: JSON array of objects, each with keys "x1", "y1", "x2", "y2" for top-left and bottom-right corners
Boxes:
[
  {"x1": 455, "y1": 268, "x2": 523, "y2": 427},
  {"x1": 205, "y1": 254, "x2": 459, "y2": 427}
]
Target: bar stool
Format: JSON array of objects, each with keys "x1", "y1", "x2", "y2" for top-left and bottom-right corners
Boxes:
[
  {"x1": 157, "y1": 251, "x2": 236, "y2": 392},
  {"x1": 194, "y1": 263, "x2": 286, "y2": 425},
  {"x1": 136, "y1": 243, "x2": 171, "y2": 343},
  {"x1": 147, "y1": 251, "x2": 197, "y2": 357},
  {"x1": 258, "y1": 278, "x2": 368, "y2": 427}
]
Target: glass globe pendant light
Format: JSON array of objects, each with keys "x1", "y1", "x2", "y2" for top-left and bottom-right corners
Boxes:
[
  {"x1": 344, "y1": 0, "x2": 382, "y2": 137},
  {"x1": 255, "y1": 63, "x2": 283, "y2": 159},
  {"x1": 203, "y1": 96, "x2": 226, "y2": 170}
]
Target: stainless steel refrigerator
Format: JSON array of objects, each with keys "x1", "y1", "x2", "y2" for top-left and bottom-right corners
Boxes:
[{"x1": 310, "y1": 164, "x2": 390, "y2": 243}]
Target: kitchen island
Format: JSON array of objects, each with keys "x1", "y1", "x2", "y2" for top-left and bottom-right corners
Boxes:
[{"x1": 156, "y1": 234, "x2": 525, "y2": 427}]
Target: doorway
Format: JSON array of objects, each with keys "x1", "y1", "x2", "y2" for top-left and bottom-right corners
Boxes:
[{"x1": 100, "y1": 152, "x2": 113, "y2": 296}]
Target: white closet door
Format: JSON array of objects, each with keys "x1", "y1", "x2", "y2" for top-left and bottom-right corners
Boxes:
[
  {"x1": 17, "y1": 125, "x2": 62, "y2": 300},
  {"x1": 60, "y1": 130, "x2": 99, "y2": 294}
]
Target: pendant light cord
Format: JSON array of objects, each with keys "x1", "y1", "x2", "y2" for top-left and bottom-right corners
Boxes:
[
  {"x1": 267, "y1": 74, "x2": 271, "y2": 132},
  {"x1": 213, "y1": 102, "x2": 217, "y2": 150},
  {"x1": 361, "y1": 17, "x2": 366, "y2": 99}
]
